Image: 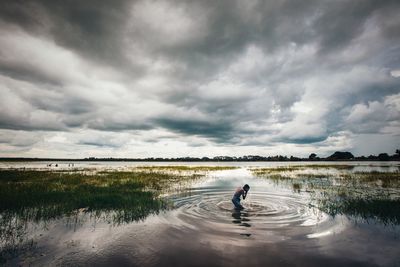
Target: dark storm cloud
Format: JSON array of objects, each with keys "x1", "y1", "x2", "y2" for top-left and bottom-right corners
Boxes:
[
  {"x1": 279, "y1": 136, "x2": 329, "y2": 145},
  {"x1": 0, "y1": 114, "x2": 61, "y2": 133},
  {"x1": 0, "y1": 0, "x2": 137, "y2": 72},
  {"x1": 128, "y1": 0, "x2": 323, "y2": 85},
  {"x1": 0, "y1": 61, "x2": 62, "y2": 86},
  {"x1": 86, "y1": 120, "x2": 153, "y2": 132},
  {"x1": 315, "y1": 0, "x2": 400, "y2": 53},
  {"x1": 78, "y1": 141, "x2": 119, "y2": 148},
  {"x1": 313, "y1": 1, "x2": 376, "y2": 53},
  {"x1": 2, "y1": 0, "x2": 399, "y2": 71},
  {"x1": 154, "y1": 117, "x2": 234, "y2": 142},
  {"x1": 142, "y1": 0, "x2": 400, "y2": 144},
  {"x1": 0, "y1": 0, "x2": 399, "y2": 156},
  {"x1": 28, "y1": 92, "x2": 95, "y2": 115}
]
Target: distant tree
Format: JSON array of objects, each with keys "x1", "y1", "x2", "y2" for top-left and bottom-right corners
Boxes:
[
  {"x1": 378, "y1": 153, "x2": 390, "y2": 161},
  {"x1": 327, "y1": 151, "x2": 354, "y2": 160},
  {"x1": 290, "y1": 156, "x2": 301, "y2": 161},
  {"x1": 358, "y1": 155, "x2": 367, "y2": 160},
  {"x1": 309, "y1": 153, "x2": 317, "y2": 160},
  {"x1": 392, "y1": 149, "x2": 400, "y2": 160}
]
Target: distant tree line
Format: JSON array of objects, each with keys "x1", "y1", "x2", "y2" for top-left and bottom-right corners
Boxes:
[{"x1": 1, "y1": 150, "x2": 399, "y2": 161}]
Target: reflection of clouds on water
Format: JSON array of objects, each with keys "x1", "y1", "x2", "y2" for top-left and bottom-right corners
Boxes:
[
  {"x1": 306, "y1": 215, "x2": 349, "y2": 238},
  {"x1": 166, "y1": 168, "x2": 339, "y2": 244},
  {"x1": 12, "y1": 167, "x2": 400, "y2": 266},
  {"x1": 194, "y1": 168, "x2": 252, "y2": 188}
]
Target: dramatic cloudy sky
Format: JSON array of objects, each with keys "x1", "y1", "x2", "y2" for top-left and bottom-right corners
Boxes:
[{"x1": 0, "y1": 0, "x2": 399, "y2": 158}]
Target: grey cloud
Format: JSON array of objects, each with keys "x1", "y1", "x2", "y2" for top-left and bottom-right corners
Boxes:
[
  {"x1": 0, "y1": 0, "x2": 136, "y2": 72},
  {"x1": 313, "y1": 1, "x2": 375, "y2": 53},
  {"x1": 0, "y1": 130, "x2": 42, "y2": 147},
  {"x1": 154, "y1": 117, "x2": 234, "y2": 142},
  {"x1": 0, "y1": 120, "x2": 60, "y2": 132},
  {"x1": 0, "y1": 0, "x2": 400, "y2": 156},
  {"x1": 2, "y1": 0, "x2": 400, "y2": 75},
  {"x1": 78, "y1": 141, "x2": 119, "y2": 148},
  {"x1": 36, "y1": 95, "x2": 95, "y2": 116},
  {"x1": 0, "y1": 113, "x2": 66, "y2": 131},
  {"x1": 0, "y1": 60, "x2": 62, "y2": 86},
  {"x1": 279, "y1": 136, "x2": 328, "y2": 145},
  {"x1": 0, "y1": 76, "x2": 94, "y2": 131},
  {"x1": 75, "y1": 130, "x2": 137, "y2": 149},
  {"x1": 86, "y1": 120, "x2": 153, "y2": 132},
  {"x1": 0, "y1": 89, "x2": 66, "y2": 131},
  {"x1": 345, "y1": 94, "x2": 400, "y2": 134}
]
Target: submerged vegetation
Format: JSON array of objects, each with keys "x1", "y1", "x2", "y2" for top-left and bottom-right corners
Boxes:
[
  {"x1": 1, "y1": 164, "x2": 399, "y2": 263},
  {"x1": 251, "y1": 164, "x2": 357, "y2": 174},
  {"x1": 134, "y1": 165, "x2": 238, "y2": 172},
  {"x1": 0, "y1": 167, "x2": 233, "y2": 262},
  {"x1": 251, "y1": 165, "x2": 400, "y2": 225}
]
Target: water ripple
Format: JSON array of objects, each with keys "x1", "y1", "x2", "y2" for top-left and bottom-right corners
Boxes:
[{"x1": 166, "y1": 187, "x2": 335, "y2": 241}]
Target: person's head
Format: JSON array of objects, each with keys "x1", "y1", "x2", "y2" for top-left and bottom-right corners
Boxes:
[{"x1": 243, "y1": 184, "x2": 250, "y2": 191}]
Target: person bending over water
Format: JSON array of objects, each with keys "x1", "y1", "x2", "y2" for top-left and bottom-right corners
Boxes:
[{"x1": 232, "y1": 184, "x2": 250, "y2": 210}]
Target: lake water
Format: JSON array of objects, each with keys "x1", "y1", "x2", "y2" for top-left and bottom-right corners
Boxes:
[
  {"x1": 1, "y1": 160, "x2": 399, "y2": 170},
  {"x1": 1, "y1": 161, "x2": 400, "y2": 266}
]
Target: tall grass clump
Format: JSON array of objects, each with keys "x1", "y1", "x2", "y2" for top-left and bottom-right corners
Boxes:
[
  {"x1": 251, "y1": 166, "x2": 400, "y2": 225},
  {"x1": 0, "y1": 168, "x2": 204, "y2": 261}
]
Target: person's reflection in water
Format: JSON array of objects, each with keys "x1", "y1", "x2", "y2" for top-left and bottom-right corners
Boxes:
[{"x1": 232, "y1": 210, "x2": 251, "y2": 227}]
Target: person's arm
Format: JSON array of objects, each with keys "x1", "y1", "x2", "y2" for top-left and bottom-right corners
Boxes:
[{"x1": 242, "y1": 190, "x2": 247, "y2": 200}]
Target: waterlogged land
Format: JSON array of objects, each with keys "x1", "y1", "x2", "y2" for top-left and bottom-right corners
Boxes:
[
  {"x1": 251, "y1": 165, "x2": 400, "y2": 225},
  {"x1": 0, "y1": 166, "x2": 234, "y2": 264},
  {"x1": 0, "y1": 162, "x2": 399, "y2": 266}
]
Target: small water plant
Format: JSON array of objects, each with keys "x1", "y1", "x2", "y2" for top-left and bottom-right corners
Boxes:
[
  {"x1": 0, "y1": 167, "x2": 213, "y2": 262},
  {"x1": 134, "y1": 165, "x2": 238, "y2": 172},
  {"x1": 251, "y1": 166, "x2": 400, "y2": 225}
]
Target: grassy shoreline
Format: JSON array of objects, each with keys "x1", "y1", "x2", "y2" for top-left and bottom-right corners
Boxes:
[
  {"x1": 0, "y1": 167, "x2": 237, "y2": 222},
  {"x1": 0, "y1": 167, "x2": 236, "y2": 262},
  {"x1": 251, "y1": 166, "x2": 400, "y2": 224}
]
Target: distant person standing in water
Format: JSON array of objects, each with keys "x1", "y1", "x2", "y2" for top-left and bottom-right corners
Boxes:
[{"x1": 232, "y1": 184, "x2": 250, "y2": 210}]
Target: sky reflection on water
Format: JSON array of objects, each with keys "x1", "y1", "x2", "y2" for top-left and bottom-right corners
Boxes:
[{"x1": 1, "y1": 163, "x2": 399, "y2": 266}]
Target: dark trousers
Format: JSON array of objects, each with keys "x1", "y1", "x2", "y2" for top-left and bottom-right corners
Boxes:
[{"x1": 232, "y1": 197, "x2": 243, "y2": 209}]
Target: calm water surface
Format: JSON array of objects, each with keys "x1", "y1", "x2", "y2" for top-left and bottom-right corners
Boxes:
[{"x1": 2, "y1": 162, "x2": 400, "y2": 266}]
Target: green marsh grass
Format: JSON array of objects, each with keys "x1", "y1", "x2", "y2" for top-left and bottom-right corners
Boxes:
[
  {"x1": 134, "y1": 165, "x2": 238, "y2": 172},
  {"x1": 251, "y1": 167, "x2": 400, "y2": 225},
  {"x1": 0, "y1": 167, "x2": 212, "y2": 262},
  {"x1": 299, "y1": 164, "x2": 355, "y2": 170},
  {"x1": 251, "y1": 164, "x2": 355, "y2": 175}
]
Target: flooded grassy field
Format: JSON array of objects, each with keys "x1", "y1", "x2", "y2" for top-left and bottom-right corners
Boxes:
[{"x1": 0, "y1": 162, "x2": 399, "y2": 266}]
